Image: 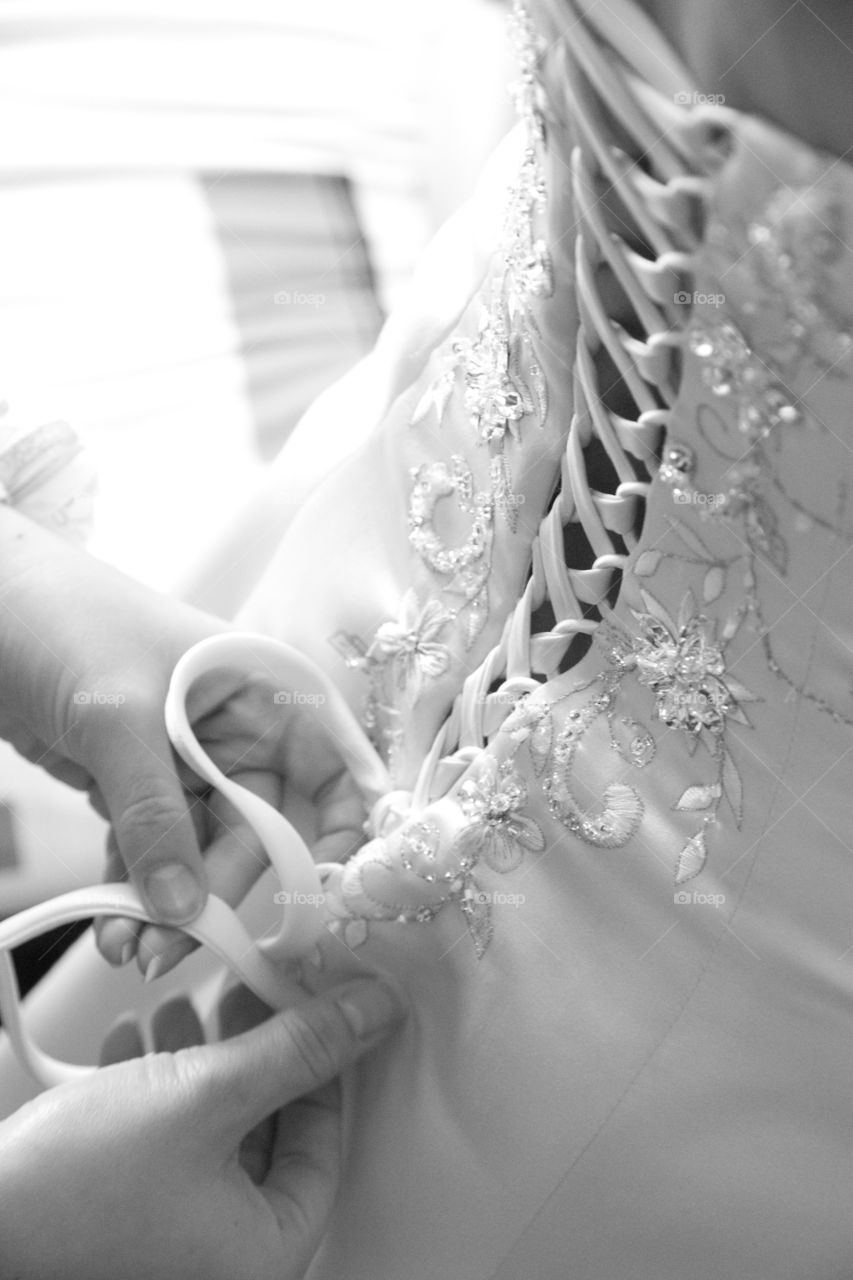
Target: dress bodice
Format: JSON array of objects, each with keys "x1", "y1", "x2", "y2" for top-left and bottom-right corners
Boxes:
[{"x1": 239, "y1": 3, "x2": 853, "y2": 1275}]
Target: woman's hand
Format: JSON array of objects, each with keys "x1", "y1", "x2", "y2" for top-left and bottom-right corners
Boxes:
[
  {"x1": 0, "y1": 505, "x2": 365, "y2": 976},
  {"x1": 0, "y1": 974, "x2": 405, "y2": 1280}
]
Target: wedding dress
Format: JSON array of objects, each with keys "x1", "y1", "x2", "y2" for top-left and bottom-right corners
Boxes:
[{"x1": 4, "y1": 1, "x2": 853, "y2": 1275}]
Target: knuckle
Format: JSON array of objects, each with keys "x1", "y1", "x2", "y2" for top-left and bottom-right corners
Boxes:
[
  {"x1": 155, "y1": 1047, "x2": 210, "y2": 1112},
  {"x1": 116, "y1": 791, "x2": 182, "y2": 836},
  {"x1": 280, "y1": 1005, "x2": 342, "y2": 1084},
  {"x1": 112, "y1": 792, "x2": 189, "y2": 863}
]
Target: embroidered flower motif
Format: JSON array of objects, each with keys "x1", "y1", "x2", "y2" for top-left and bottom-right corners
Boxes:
[
  {"x1": 456, "y1": 319, "x2": 534, "y2": 445},
  {"x1": 455, "y1": 758, "x2": 545, "y2": 873},
  {"x1": 635, "y1": 619, "x2": 728, "y2": 734},
  {"x1": 366, "y1": 590, "x2": 453, "y2": 704},
  {"x1": 319, "y1": 787, "x2": 538, "y2": 961},
  {"x1": 609, "y1": 589, "x2": 758, "y2": 742},
  {"x1": 688, "y1": 320, "x2": 802, "y2": 441}
]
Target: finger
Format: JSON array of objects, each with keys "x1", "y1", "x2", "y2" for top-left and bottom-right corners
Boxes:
[
  {"x1": 199, "y1": 771, "x2": 275, "y2": 895},
  {"x1": 97, "y1": 916, "x2": 142, "y2": 968},
  {"x1": 262, "y1": 1079, "x2": 342, "y2": 1258},
  {"x1": 309, "y1": 767, "x2": 366, "y2": 865},
  {"x1": 150, "y1": 995, "x2": 206, "y2": 1053},
  {"x1": 275, "y1": 706, "x2": 367, "y2": 822},
  {"x1": 188, "y1": 977, "x2": 406, "y2": 1145},
  {"x1": 86, "y1": 711, "x2": 208, "y2": 926},
  {"x1": 270, "y1": 707, "x2": 367, "y2": 863},
  {"x1": 136, "y1": 926, "x2": 196, "y2": 982},
  {"x1": 134, "y1": 785, "x2": 217, "y2": 976},
  {"x1": 134, "y1": 772, "x2": 274, "y2": 979},
  {"x1": 99, "y1": 1015, "x2": 146, "y2": 1066},
  {"x1": 95, "y1": 833, "x2": 142, "y2": 966}
]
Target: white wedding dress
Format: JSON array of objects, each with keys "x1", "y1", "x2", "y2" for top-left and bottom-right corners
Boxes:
[{"x1": 4, "y1": 2, "x2": 853, "y2": 1276}]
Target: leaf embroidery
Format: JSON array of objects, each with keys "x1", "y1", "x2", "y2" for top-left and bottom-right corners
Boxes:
[
  {"x1": 675, "y1": 830, "x2": 708, "y2": 884},
  {"x1": 634, "y1": 549, "x2": 662, "y2": 576},
  {"x1": 638, "y1": 588, "x2": 677, "y2": 631},
  {"x1": 703, "y1": 566, "x2": 725, "y2": 602},
  {"x1": 461, "y1": 885, "x2": 493, "y2": 960},
  {"x1": 528, "y1": 708, "x2": 554, "y2": 777},
  {"x1": 674, "y1": 783, "x2": 722, "y2": 811}
]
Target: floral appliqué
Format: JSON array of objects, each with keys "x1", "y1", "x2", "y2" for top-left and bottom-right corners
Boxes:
[
  {"x1": 503, "y1": 571, "x2": 758, "y2": 885},
  {"x1": 456, "y1": 758, "x2": 545, "y2": 873},
  {"x1": 336, "y1": 4, "x2": 554, "y2": 775},
  {"x1": 321, "y1": 757, "x2": 545, "y2": 959},
  {"x1": 330, "y1": 591, "x2": 453, "y2": 778},
  {"x1": 366, "y1": 591, "x2": 453, "y2": 704},
  {"x1": 405, "y1": 0, "x2": 553, "y2": 651},
  {"x1": 611, "y1": 590, "x2": 755, "y2": 742}
]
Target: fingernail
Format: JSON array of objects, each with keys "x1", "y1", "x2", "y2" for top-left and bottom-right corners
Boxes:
[
  {"x1": 143, "y1": 954, "x2": 167, "y2": 984},
  {"x1": 142, "y1": 936, "x2": 194, "y2": 981},
  {"x1": 336, "y1": 978, "x2": 406, "y2": 1039},
  {"x1": 143, "y1": 864, "x2": 204, "y2": 925},
  {"x1": 97, "y1": 918, "x2": 139, "y2": 967}
]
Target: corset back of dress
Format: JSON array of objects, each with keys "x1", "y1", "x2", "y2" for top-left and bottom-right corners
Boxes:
[
  {"x1": 235, "y1": 8, "x2": 853, "y2": 1275},
  {"x1": 237, "y1": 0, "x2": 853, "y2": 946},
  {"x1": 403, "y1": 0, "x2": 853, "y2": 862},
  {"x1": 3, "y1": 5, "x2": 853, "y2": 1279}
]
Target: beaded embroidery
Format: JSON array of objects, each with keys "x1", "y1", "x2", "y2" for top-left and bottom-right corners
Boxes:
[
  {"x1": 337, "y1": 0, "x2": 553, "y2": 774},
  {"x1": 330, "y1": 591, "x2": 453, "y2": 780},
  {"x1": 407, "y1": 457, "x2": 495, "y2": 646},
  {"x1": 709, "y1": 184, "x2": 853, "y2": 371},
  {"x1": 322, "y1": 757, "x2": 544, "y2": 958},
  {"x1": 409, "y1": 0, "x2": 552, "y2": 535},
  {"x1": 321, "y1": 11, "x2": 853, "y2": 955},
  {"x1": 512, "y1": 179, "x2": 853, "y2": 883},
  {"x1": 499, "y1": 572, "x2": 756, "y2": 884}
]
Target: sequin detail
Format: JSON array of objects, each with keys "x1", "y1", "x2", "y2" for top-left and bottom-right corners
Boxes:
[
  {"x1": 322, "y1": 758, "x2": 544, "y2": 958},
  {"x1": 407, "y1": 457, "x2": 495, "y2": 649},
  {"x1": 456, "y1": 758, "x2": 545, "y2": 874},
  {"x1": 503, "y1": 576, "x2": 755, "y2": 882},
  {"x1": 340, "y1": 0, "x2": 552, "y2": 777},
  {"x1": 609, "y1": 590, "x2": 755, "y2": 740},
  {"x1": 715, "y1": 184, "x2": 853, "y2": 369},
  {"x1": 411, "y1": 0, "x2": 552, "y2": 528},
  {"x1": 332, "y1": 591, "x2": 452, "y2": 778}
]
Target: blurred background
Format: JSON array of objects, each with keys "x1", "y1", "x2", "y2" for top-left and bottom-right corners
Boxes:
[{"x1": 0, "y1": 0, "x2": 513, "y2": 963}]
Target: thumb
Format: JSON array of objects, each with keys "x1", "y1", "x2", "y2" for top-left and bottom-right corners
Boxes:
[
  {"x1": 194, "y1": 977, "x2": 407, "y2": 1146},
  {"x1": 90, "y1": 711, "x2": 207, "y2": 926}
]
